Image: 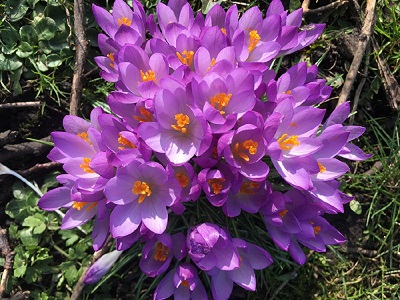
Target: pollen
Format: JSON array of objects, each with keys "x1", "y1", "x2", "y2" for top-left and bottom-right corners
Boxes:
[
  {"x1": 107, "y1": 53, "x2": 115, "y2": 68},
  {"x1": 318, "y1": 161, "x2": 327, "y2": 173},
  {"x1": 77, "y1": 132, "x2": 92, "y2": 145},
  {"x1": 118, "y1": 17, "x2": 132, "y2": 26},
  {"x1": 207, "y1": 57, "x2": 217, "y2": 71},
  {"x1": 221, "y1": 28, "x2": 227, "y2": 35},
  {"x1": 207, "y1": 178, "x2": 226, "y2": 194},
  {"x1": 118, "y1": 133, "x2": 136, "y2": 150},
  {"x1": 134, "y1": 107, "x2": 153, "y2": 122},
  {"x1": 248, "y1": 29, "x2": 261, "y2": 53},
  {"x1": 313, "y1": 225, "x2": 321, "y2": 235},
  {"x1": 80, "y1": 157, "x2": 95, "y2": 173},
  {"x1": 72, "y1": 201, "x2": 97, "y2": 211},
  {"x1": 132, "y1": 181, "x2": 152, "y2": 203},
  {"x1": 176, "y1": 50, "x2": 194, "y2": 66},
  {"x1": 233, "y1": 139, "x2": 258, "y2": 162},
  {"x1": 279, "y1": 209, "x2": 288, "y2": 219},
  {"x1": 140, "y1": 70, "x2": 156, "y2": 82},
  {"x1": 284, "y1": 90, "x2": 292, "y2": 95},
  {"x1": 171, "y1": 113, "x2": 190, "y2": 133},
  {"x1": 239, "y1": 181, "x2": 260, "y2": 195},
  {"x1": 277, "y1": 134, "x2": 300, "y2": 151},
  {"x1": 210, "y1": 93, "x2": 232, "y2": 115},
  {"x1": 181, "y1": 280, "x2": 190, "y2": 288},
  {"x1": 175, "y1": 172, "x2": 189, "y2": 188},
  {"x1": 153, "y1": 242, "x2": 169, "y2": 262}
]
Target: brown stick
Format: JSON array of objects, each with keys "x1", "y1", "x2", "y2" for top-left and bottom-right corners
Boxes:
[
  {"x1": 336, "y1": 0, "x2": 376, "y2": 108},
  {"x1": 0, "y1": 130, "x2": 18, "y2": 147},
  {"x1": 70, "y1": 0, "x2": 88, "y2": 116},
  {"x1": 17, "y1": 162, "x2": 61, "y2": 177},
  {"x1": 302, "y1": 0, "x2": 349, "y2": 15},
  {"x1": 0, "y1": 101, "x2": 41, "y2": 109},
  {"x1": 0, "y1": 136, "x2": 52, "y2": 163},
  {"x1": 0, "y1": 228, "x2": 15, "y2": 299}
]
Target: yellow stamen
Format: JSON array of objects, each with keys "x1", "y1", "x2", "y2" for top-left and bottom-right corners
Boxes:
[
  {"x1": 233, "y1": 139, "x2": 258, "y2": 162},
  {"x1": 72, "y1": 201, "x2": 97, "y2": 211},
  {"x1": 77, "y1": 132, "x2": 92, "y2": 145},
  {"x1": 153, "y1": 242, "x2": 169, "y2": 262},
  {"x1": 313, "y1": 225, "x2": 321, "y2": 235},
  {"x1": 118, "y1": 133, "x2": 136, "y2": 150},
  {"x1": 279, "y1": 209, "x2": 288, "y2": 219},
  {"x1": 175, "y1": 172, "x2": 189, "y2": 188},
  {"x1": 221, "y1": 28, "x2": 227, "y2": 35},
  {"x1": 134, "y1": 107, "x2": 153, "y2": 123},
  {"x1": 107, "y1": 53, "x2": 115, "y2": 68},
  {"x1": 318, "y1": 162, "x2": 327, "y2": 173},
  {"x1": 176, "y1": 50, "x2": 194, "y2": 66},
  {"x1": 171, "y1": 113, "x2": 190, "y2": 133},
  {"x1": 118, "y1": 17, "x2": 132, "y2": 26},
  {"x1": 80, "y1": 157, "x2": 94, "y2": 173},
  {"x1": 207, "y1": 178, "x2": 225, "y2": 194},
  {"x1": 284, "y1": 90, "x2": 292, "y2": 95},
  {"x1": 239, "y1": 181, "x2": 260, "y2": 195},
  {"x1": 132, "y1": 181, "x2": 152, "y2": 203},
  {"x1": 210, "y1": 93, "x2": 232, "y2": 115},
  {"x1": 140, "y1": 70, "x2": 156, "y2": 82},
  {"x1": 248, "y1": 30, "x2": 261, "y2": 53},
  {"x1": 207, "y1": 58, "x2": 217, "y2": 71},
  {"x1": 277, "y1": 134, "x2": 300, "y2": 151}
]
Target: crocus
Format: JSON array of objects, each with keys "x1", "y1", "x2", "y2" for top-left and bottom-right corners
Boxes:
[{"x1": 84, "y1": 250, "x2": 123, "y2": 284}]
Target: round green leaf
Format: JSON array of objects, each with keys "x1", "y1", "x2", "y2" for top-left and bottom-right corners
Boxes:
[
  {"x1": 35, "y1": 17, "x2": 57, "y2": 41},
  {"x1": 16, "y1": 41, "x2": 33, "y2": 58},
  {"x1": 0, "y1": 25, "x2": 19, "y2": 46},
  {"x1": 37, "y1": 54, "x2": 48, "y2": 72},
  {"x1": 349, "y1": 199, "x2": 362, "y2": 215},
  {"x1": 0, "y1": 54, "x2": 23, "y2": 71},
  {"x1": 6, "y1": 0, "x2": 29, "y2": 22},
  {"x1": 46, "y1": 53, "x2": 62, "y2": 68},
  {"x1": 48, "y1": 32, "x2": 69, "y2": 51},
  {"x1": 19, "y1": 25, "x2": 38, "y2": 45}
]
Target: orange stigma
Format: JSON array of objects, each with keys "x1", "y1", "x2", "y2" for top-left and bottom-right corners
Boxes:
[
  {"x1": 118, "y1": 133, "x2": 136, "y2": 150},
  {"x1": 118, "y1": 17, "x2": 132, "y2": 26},
  {"x1": 153, "y1": 242, "x2": 169, "y2": 262},
  {"x1": 171, "y1": 113, "x2": 190, "y2": 133},
  {"x1": 210, "y1": 93, "x2": 232, "y2": 115},
  {"x1": 134, "y1": 107, "x2": 153, "y2": 122},
  {"x1": 233, "y1": 139, "x2": 258, "y2": 162},
  {"x1": 248, "y1": 30, "x2": 261, "y2": 52},
  {"x1": 277, "y1": 134, "x2": 300, "y2": 151},
  {"x1": 207, "y1": 178, "x2": 225, "y2": 194},
  {"x1": 140, "y1": 70, "x2": 156, "y2": 82},
  {"x1": 175, "y1": 172, "x2": 189, "y2": 188},
  {"x1": 80, "y1": 157, "x2": 94, "y2": 173},
  {"x1": 176, "y1": 50, "x2": 194, "y2": 66},
  {"x1": 239, "y1": 181, "x2": 260, "y2": 195},
  {"x1": 72, "y1": 201, "x2": 97, "y2": 211},
  {"x1": 132, "y1": 181, "x2": 152, "y2": 203}
]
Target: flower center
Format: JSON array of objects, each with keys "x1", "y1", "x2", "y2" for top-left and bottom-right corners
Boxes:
[
  {"x1": 314, "y1": 225, "x2": 321, "y2": 235},
  {"x1": 72, "y1": 201, "x2": 97, "y2": 211},
  {"x1": 221, "y1": 28, "x2": 227, "y2": 35},
  {"x1": 77, "y1": 132, "x2": 92, "y2": 145},
  {"x1": 132, "y1": 181, "x2": 152, "y2": 203},
  {"x1": 80, "y1": 157, "x2": 95, "y2": 173},
  {"x1": 279, "y1": 209, "x2": 288, "y2": 219},
  {"x1": 107, "y1": 53, "x2": 115, "y2": 68},
  {"x1": 181, "y1": 280, "x2": 190, "y2": 288},
  {"x1": 153, "y1": 242, "x2": 169, "y2": 262},
  {"x1": 175, "y1": 172, "x2": 189, "y2": 188},
  {"x1": 318, "y1": 162, "x2": 326, "y2": 173},
  {"x1": 140, "y1": 70, "x2": 156, "y2": 82},
  {"x1": 171, "y1": 113, "x2": 190, "y2": 133},
  {"x1": 134, "y1": 107, "x2": 153, "y2": 122},
  {"x1": 210, "y1": 93, "x2": 232, "y2": 115},
  {"x1": 277, "y1": 134, "x2": 300, "y2": 151},
  {"x1": 233, "y1": 139, "x2": 258, "y2": 162},
  {"x1": 207, "y1": 58, "x2": 217, "y2": 71},
  {"x1": 239, "y1": 181, "x2": 260, "y2": 195},
  {"x1": 248, "y1": 30, "x2": 261, "y2": 53},
  {"x1": 190, "y1": 240, "x2": 210, "y2": 255},
  {"x1": 176, "y1": 50, "x2": 194, "y2": 66},
  {"x1": 118, "y1": 17, "x2": 132, "y2": 26},
  {"x1": 207, "y1": 178, "x2": 225, "y2": 194},
  {"x1": 118, "y1": 133, "x2": 136, "y2": 150}
]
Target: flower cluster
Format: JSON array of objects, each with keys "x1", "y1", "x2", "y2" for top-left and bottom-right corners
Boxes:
[{"x1": 38, "y1": 0, "x2": 370, "y2": 298}]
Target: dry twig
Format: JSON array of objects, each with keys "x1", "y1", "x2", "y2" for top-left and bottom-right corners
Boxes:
[
  {"x1": 0, "y1": 228, "x2": 15, "y2": 299},
  {"x1": 336, "y1": 0, "x2": 377, "y2": 108},
  {"x1": 302, "y1": 0, "x2": 349, "y2": 15},
  {"x1": 70, "y1": 0, "x2": 88, "y2": 116},
  {"x1": 0, "y1": 101, "x2": 41, "y2": 109},
  {"x1": 0, "y1": 136, "x2": 52, "y2": 163}
]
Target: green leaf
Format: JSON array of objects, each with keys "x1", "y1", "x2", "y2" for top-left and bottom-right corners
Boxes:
[
  {"x1": 65, "y1": 265, "x2": 78, "y2": 285},
  {"x1": 349, "y1": 199, "x2": 362, "y2": 215},
  {"x1": 16, "y1": 41, "x2": 33, "y2": 58},
  {"x1": 48, "y1": 32, "x2": 70, "y2": 51},
  {"x1": 46, "y1": 53, "x2": 62, "y2": 68},
  {"x1": 23, "y1": 215, "x2": 46, "y2": 234},
  {"x1": 35, "y1": 17, "x2": 57, "y2": 41},
  {"x1": 19, "y1": 25, "x2": 38, "y2": 45},
  {"x1": 0, "y1": 25, "x2": 20, "y2": 46},
  {"x1": 26, "y1": 0, "x2": 39, "y2": 8},
  {"x1": 19, "y1": 228, "x2": 41, "y2": 246},
  {"x1": 6, "y1": 199, "x2": 27, "y2": 219},
  {"x1": 6, "y1": 0, "x2": 29, "y2": 22},
  {"x1": 14, "y1": 265, "x2": 27, "y2": 278},
  {"x1": 0, "y1": 54, "x2": 23, "y2": 71}
]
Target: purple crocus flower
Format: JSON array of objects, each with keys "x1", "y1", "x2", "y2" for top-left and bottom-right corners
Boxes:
[
  {"x1": 138, "y1": 80, "x2": 211, "y2": 165},
  {"x1": 105, "y1": 159, "x2": 181, "y2": 236},
  {"x1": 208, "y1": 238, "x2": 273, "y2": 300},
  {"x1": 187, "y1": 223, "x2": 240, "y2": 271},
  {"x1": 139, "y1": 233, "x2": 174, "y2": 277},
  {"x1": 154, "y1": 262, "x2": 208, "y2": 300},
  {"x1": 84, "y1": 250, "x2": 123, "y2": 285}
]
